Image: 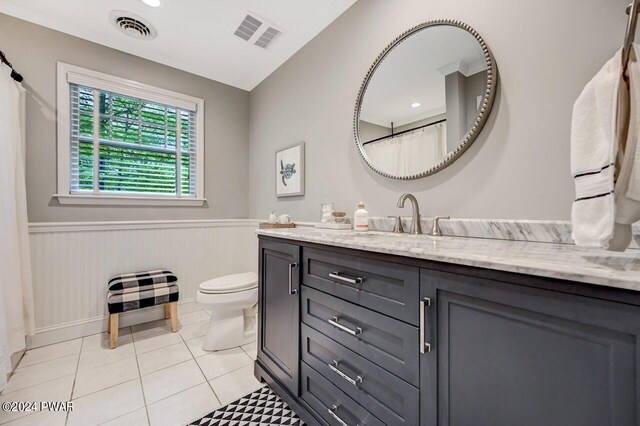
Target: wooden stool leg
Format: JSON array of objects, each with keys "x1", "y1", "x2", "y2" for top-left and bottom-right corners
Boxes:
[
  {"x1": 169, "y1": 302, "x2": 178, "y2": 332},
  {"x1": 164, "y1": 303, "x2": 171, "y2": 319},
  {"x1": 109, "y1": 314, "x2": 119, "y2": 349}
]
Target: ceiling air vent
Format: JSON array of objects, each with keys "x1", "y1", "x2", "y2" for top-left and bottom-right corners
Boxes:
[
  {"x1": 234, "y1": 14, "x2": 263, "y2": 41},
  {"x1": 234, "y1": 13, "x2": 283, "y2": 49},
  {"x1": 255, "y1": 27, "x2": 281, "y2": 49},
  {"x1": 110, "y1": 11, "x2": 157, "y2": 40}
]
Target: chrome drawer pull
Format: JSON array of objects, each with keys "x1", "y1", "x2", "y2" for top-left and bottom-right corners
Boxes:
[
  {"x1": 420, "y1": 297, "x2": 432, "y2": 354},
  {"x1": 328, "y1": 404, "x2": 360, "y2": 426},
  {"x1": 328, "y1": 316, "x2": 363, "y2": 336},
  {"x1": 329, "y1": 272, "x2": 364, "y2": 287},
  {"x1": 288, "y1": 262, "x2": 298, "y2": 295},
  {"x1": 329, "y1": 360, "x2": 363, "y2": 387}
]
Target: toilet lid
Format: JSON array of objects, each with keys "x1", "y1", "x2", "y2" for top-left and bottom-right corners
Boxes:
[{"x1": 199, "y1": 272, "x2": 258, "y2": 294}]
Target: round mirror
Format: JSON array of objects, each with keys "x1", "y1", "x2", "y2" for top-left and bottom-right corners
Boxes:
[{"x1": 354, "y1": 20, "x2": 497, "y2": 179}]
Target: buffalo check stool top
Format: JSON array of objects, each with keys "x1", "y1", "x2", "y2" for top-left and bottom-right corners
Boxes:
[{"x1": 107, "y1": 269, "x2": 179, "y2": 349}]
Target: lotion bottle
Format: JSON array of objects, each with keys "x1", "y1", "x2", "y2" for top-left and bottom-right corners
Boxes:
[{"x1": 353, "y1": 202, "x2": 369, "y2": 232}]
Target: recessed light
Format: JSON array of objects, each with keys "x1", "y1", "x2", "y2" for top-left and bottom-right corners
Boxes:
[
  {"x1": 141, "y1": 0, "x2": 162, "y2": 7},
  {"x1": 410, "y1": 102, "x2": 421, "y2": 108}
]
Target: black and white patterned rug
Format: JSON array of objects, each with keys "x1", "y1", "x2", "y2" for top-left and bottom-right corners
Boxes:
[{"x1": 189, "y1": 385, "x2": 305, "y2": 426}]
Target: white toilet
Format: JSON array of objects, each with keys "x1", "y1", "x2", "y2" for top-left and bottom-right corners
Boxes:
[{"x1": 196, "y1": 271, "x2": 258, "y2": 351}]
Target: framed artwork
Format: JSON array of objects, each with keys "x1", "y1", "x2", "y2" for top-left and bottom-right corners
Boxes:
[{"x1": 276, "y1": 142, "x2": 305, "y2": 197}]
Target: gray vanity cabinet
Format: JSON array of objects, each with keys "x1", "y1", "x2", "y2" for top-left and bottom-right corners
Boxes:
[
  {"x1": 256, "y1": 236, "x2": 640, "y2": 426},
  {"x1": 257, "y1": 240, "x2": 301, "y2": 396},
  {"x1": 421, "y1": 269, "x2": 640, "y2": 426}
]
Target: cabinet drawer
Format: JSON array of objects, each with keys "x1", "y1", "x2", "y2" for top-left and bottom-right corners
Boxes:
[
  {"x1": 302, "y1": 247, "x2": 419, "y2": 325},
  {"x1": 301, "y1": 362, "x2": 385, "y2": 426},
  {"x1": 302, "y1": 324, "x2": 419, "y2": 426},
  {"x1": 301, "y1": 286, "x2": 419, "y2": 387}
]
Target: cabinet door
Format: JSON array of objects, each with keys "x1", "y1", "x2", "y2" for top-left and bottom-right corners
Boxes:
[
  {"x1": 257, "y1": 240, "x2": 301, "y2": 396},
  {"x1": 420, "y1": 269, "x2": 640, "y2": 426}
]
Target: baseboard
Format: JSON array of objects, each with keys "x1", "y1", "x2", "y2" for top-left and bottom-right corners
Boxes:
[
  {"x1": 10, "y1": 350, "x2": 25, "y2": 371},
  {"x1": 26, "y1": 298, "x2": 196, "y2": 349}
]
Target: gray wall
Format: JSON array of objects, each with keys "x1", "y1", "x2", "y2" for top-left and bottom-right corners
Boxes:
[
  {"x1": 0, "y1": 14, "x2": 250, "y2": 223},
  {"x1": 465, "y1": 71, "x2": 487, "y2": 129},
  {"x1": 249, "y1": 0, "x2": 629, "y2": 221},
  {"x1": 445, "y1": 71, "x2": 467, "y2": 153},
  {"x1": 359, "y1": 120, "x2": 391, "y2": 143}
]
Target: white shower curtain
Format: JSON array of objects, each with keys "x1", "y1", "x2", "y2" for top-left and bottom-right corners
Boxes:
[
  {"x1": 364, "y1": 123, "x2": 447, "y2": 177},
  {"x1": 0, "y1": 63, "x2": 35, "y2": 390}
]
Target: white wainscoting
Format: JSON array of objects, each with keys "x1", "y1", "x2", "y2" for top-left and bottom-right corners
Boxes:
[{"x1": 27, "y1": 219, "x2": 260, "y2": 348}]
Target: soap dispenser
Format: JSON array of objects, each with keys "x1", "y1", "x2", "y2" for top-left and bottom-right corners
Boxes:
[{"x1": 353, "y1": 202, "x2": 369, "y2": 232}]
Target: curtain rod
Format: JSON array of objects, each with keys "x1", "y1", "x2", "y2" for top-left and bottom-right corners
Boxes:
[
  {"x1": 0, "y1": 50, "x2": 24, "y2": 83},
  {"x1": 362, "y1": 119, "x2": 446, "y2": 146}
]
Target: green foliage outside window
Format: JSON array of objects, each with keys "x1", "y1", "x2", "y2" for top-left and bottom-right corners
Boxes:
[{"x1": 73, "y1": 86, "x2": 193, "y2": 195}]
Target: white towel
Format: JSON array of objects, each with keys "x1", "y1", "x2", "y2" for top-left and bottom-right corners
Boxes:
[
  {"x1": 571, "y1": 46, "x2": 640, "y2": 251},
  {"x1": 571, "y1": 50, "x2": 620, "y2": 248},
  {"x1": 611, "y1": 46, "x2": 640, "y2": 250}
]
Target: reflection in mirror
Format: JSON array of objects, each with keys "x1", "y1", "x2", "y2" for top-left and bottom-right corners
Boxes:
[{"x1": 355, "y1": 21, "x2": 496, "y2": 179}]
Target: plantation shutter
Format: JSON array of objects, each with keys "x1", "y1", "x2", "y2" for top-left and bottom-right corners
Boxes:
[{"x1": 69, "y1": 83, "x2": 198, "y2": 197}]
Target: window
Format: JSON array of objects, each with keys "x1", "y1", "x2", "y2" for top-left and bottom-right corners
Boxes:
[{"x1": 56, "y1": 63, "x2": 205, "y2": 206}]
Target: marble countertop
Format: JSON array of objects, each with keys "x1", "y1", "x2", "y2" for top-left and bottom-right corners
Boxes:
[{"x1": 256, "y1": 227, "x2": 640, "y2": 291}]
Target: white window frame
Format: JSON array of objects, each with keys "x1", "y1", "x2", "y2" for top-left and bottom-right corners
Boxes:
[{"x1": 55, "y1": 62, "x2": 206, "y2": 206}]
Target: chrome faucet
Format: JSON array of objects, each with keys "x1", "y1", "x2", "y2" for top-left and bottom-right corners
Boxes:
[{"x1": 396, "y1": 193, "x2": 422, "y2": 234}]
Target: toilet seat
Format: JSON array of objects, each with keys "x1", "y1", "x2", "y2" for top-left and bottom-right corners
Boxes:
[{"x1": 198, "y1": 271, "x2": 258, "y2": 295}]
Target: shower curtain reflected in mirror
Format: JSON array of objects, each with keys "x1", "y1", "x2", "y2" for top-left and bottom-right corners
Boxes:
[
  {"x1": 364, "y1": 123, "x2": 447, "y2": 178},
  {"x1": 0, "y1": 63, "x2": 34, "y2": 390}
]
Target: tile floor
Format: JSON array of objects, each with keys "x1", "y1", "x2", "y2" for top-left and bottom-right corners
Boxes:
[{"x1": 0, "y1": 302, "x2": 263, "y2": 426}]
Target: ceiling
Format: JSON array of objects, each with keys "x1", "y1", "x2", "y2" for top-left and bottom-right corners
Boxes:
[
  {"x1": 360, "y1": 26, "x2": 487, "y2": 127},
  {"x1": 0, "y1": 0, "x2": 356, "y2": 91}
]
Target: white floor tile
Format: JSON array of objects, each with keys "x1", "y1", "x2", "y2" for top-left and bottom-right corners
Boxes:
[
  {"x1": 82, "y1": 328, "x2": 132, "y2": 352},
  {"x1": 209, "y1": 364, "x2": 264, "y2": 406},
  {"x1": 195, "y1": 347, "x2": 252, "y2": 380},
  {"x1": 2, "y1": 354, "x2": 78, "y2": 394},
  {"x1": 241, "y1": 340, "x2": 257, "y2": 361},
  {"x1": 77, "y1": 341, "x2": 135, "y2": 372},
  {"x1": 1, "y1": 409, "x2": 67, "y2": 426},
  {"x1": 0, "y1": 375, "x2": 74, "y2": 423},
  {"x1": 17, "y1": 339, "x2": 82, "y2": 369},
  {"x1": 100, "y1": 407, "x2": 148, "y2": 426},
  {"x1": 131, "y1": 319, "x2": 171, "y2": 337},
  {"x1": 73, "y1": 356, "x2": 139, "y2": 399},
  {"x1": 184, "y1": 336, "x2": 208, "y2": 358},
  {"x1": 132, "y1": 327, "x2": 182, "y2": 355},
  {"x1": 146, "y1": 383, "x2": 219, "y2": 426},
  {"x1": 67, "y1": 379, "x2": 145, "y2": 426},
  {"x1": 178, "y1": 310, "x2": 209, "y2": 326},
  {"x1": 175, "y1": 301, "x2": 203, "y2": 315},
  {"x1": 137, "y1": 342, "x2": 192, "y2": 376},
  {"x1": 141, "y1": 360, "x2": 206, "y2": 404},
  {"x1": 178, "y1": 319, "x2": 209, "y2": 341}
]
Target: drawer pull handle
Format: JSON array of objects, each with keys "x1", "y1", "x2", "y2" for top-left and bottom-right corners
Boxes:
[
  {"x1": 328, "y1": 404, "x2": 363, "y2": 426},
  {"x1": 329, "y1": 361, "x2": 363, "y2": 387},
  {"x1": 328, "y1": 316, "x2": 363, "y2": 336},
  {"x1": 420, "y1": 297, "x2": 432, "y2": 354},
  {"x1": 329, "y1": 272, "x2": 364, "y2": 288},
  {"x1": 288, "y1": 262, "x2": 298, "y2": 295}
]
